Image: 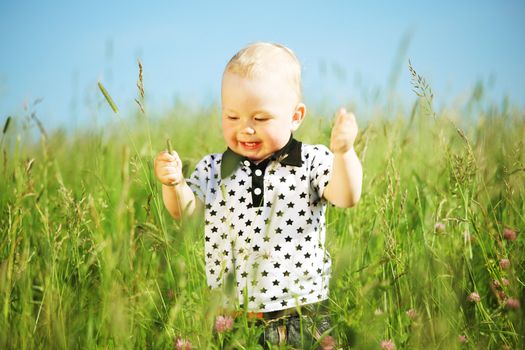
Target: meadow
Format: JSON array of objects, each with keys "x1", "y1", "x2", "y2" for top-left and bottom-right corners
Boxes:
[{"x1": 0, "y1": 78, "x2": 524, "y2": 349}]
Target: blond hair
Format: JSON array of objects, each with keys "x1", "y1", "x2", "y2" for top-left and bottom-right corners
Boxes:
[{"x1": 224, "y1": 42, "x2": 302, "y2": 101}]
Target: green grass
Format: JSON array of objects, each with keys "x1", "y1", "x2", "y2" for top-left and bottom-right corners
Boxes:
[{"x1": 0, "y1": 97, "x2": 524, "y2": 349}]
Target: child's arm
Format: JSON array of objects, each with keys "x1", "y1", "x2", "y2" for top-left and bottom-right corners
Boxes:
[
  {"x1": 323, "y1": 108, "x2": 363, "y2": 208},
  {"x1": 154, "y1": 150, "x2": 199, "y2": 219}
]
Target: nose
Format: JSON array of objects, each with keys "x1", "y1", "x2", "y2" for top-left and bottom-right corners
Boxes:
[{"x1": 239, "y1": 119, "x2": 255, "y2": 135}]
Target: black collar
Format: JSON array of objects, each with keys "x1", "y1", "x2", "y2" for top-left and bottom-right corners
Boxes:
[{"x1": 220, "y1": 136, "x2": 302, "y2": 179}]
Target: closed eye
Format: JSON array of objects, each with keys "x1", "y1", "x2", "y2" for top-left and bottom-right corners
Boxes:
[{"x1": 227, "y1": 116, "x2": 239, "y2": 120}]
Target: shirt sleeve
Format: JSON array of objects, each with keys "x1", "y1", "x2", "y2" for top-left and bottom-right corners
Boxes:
[
  {"x1": 309, "y1": 145, "x2": 334, "y2": 200},
  {"x1": 186, "y1": 155, "x2": 211, "y2": 203}
]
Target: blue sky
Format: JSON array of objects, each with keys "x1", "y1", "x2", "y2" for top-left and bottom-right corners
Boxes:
[{"x1": 1, "y1": 1, "x2": 524, "y2": 129}]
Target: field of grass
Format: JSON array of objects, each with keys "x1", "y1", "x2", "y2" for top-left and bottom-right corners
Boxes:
[{"x1": 0, "y1": 90, "x2": 524, "y2": 349}]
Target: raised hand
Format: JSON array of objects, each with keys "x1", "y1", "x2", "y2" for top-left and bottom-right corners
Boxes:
[
  {"x1": 154, "y1": 150, "x2": 184, "y2": 186},
  {"x1": 329, "y1": 107, "x2": 358, "y2": 154}
]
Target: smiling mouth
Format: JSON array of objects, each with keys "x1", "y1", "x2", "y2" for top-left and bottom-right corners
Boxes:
[{"x1": 240, "y1": 141, "x2": 262, "y2": 150}]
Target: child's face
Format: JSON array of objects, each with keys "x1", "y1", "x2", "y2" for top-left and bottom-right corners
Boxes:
[{"x1": 221, "y1": 71, "x2": 304, "y2": 161}]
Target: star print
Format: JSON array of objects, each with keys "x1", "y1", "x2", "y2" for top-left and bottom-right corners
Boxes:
[
  {"x1": 273, "y1": 279, "x2": 279, "y2": 286},
  {"x1": 192, "y1": 144, "x2": 334, "y2": 312}
]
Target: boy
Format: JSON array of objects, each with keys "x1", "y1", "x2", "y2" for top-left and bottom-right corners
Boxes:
[{"x1": 154, "y1": 42, "x2": 362, "y2": 348}]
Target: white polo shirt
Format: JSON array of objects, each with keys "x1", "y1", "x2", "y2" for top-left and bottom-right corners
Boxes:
[{"x1": 187, "y1": 137, "x2": 334, "y2": 312}]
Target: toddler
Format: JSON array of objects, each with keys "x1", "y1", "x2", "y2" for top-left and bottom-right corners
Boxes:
[{"x1": 154, "y1": 42, "x2": 362, "y2": 348}]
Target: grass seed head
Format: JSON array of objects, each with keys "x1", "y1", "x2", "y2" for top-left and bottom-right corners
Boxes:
[{"x1": 2, "y1": 116, "x2": 11, "y2": 134}]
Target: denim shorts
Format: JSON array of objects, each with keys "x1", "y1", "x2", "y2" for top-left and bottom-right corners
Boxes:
[{"x1": 257, "y1": 303, "x2": 334, "y2": 349}]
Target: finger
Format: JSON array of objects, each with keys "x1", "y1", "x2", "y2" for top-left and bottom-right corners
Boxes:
[
  {"x1": 162, "y1": 166, "x2": 180, "y2": 175},
  {"x1": 334, "y1": 108, "x2": 344, "y2": 125}
]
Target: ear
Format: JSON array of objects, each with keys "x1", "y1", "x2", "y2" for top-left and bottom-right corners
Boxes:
[{"x1": 291, "y1": 103, "x2": 306, "y2": 131}]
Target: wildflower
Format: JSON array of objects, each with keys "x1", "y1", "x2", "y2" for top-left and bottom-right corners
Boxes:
[
  {"x1": 320, "y1": 335, "x2": 336, "y2": 350},
  {"x1": 505, "y1": 298, "x2": 521, "y2": 310},
  {"x1": 502, "y1": 278, "x2": 510, "y2": 286},
  {"x1": 214, "y1": 315, "x2": 234, "y2": 333},
  {"x1": 467, "y1": 292, "x2": 480, "y2": 303},
  {"x1": 434, "y1": 222, "x2": 445, "y2": 233},
  {"x1": 499, "y1": 258, "x2": 511, "y2": 269},
  {"x1": 406, "y1": 308, "x2": 417, "y2": 319},
  {"x1": 497, "y1": 290, "x2": 507, "y2": 300},
  {"x1": 380, "y1": 339, "x2": 396, "y2": 350},
  {"x1": 458, "y1": 335, "x2": 468, "y2": 343},
  {"x1": 174, "y1": 337, "x2": 192, "y2": 350},
  {"x1": 502, "y1": 228, "x2": 517, "y2": 241}
]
